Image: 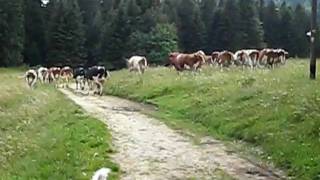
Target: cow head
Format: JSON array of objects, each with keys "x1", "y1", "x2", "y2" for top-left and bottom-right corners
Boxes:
[{"x1": 168, "y1": 52, "x2": 179, "y2": 63}]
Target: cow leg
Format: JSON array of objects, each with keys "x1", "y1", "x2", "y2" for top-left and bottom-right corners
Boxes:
[
  {"x1": 66, "y1": 78, "x2": 68, "y2": 88},
  {"x1": 81, "y1": 78, "x2": 85, "y2": 90},
  {"x1": 26, "y1": 77, "x2": 31, "y2": 88},
  {"x1": 30, "y1": 77, "x2": 36, "y2": 89}
]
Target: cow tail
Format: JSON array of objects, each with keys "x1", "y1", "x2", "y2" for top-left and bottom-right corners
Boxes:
[
  {"x1": 144, "y1": 57, "x2": 148, "y2": 67},
  {"x1": 106, "y1": 70, "x2": 111, "y2": 78}
]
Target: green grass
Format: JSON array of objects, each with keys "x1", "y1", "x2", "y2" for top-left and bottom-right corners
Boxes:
[
  {"x1": 0, "y1": 68, "x2": 119, "y2": 179},
  {"x1": 105, "y1": 60, "x2": 320, "y2": 180}
]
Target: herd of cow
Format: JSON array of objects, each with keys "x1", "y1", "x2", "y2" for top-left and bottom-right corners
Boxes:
[
  {"x1": 168, "y1": 48, "x2": 289, "y2": 72},
  {"x1": 25, "y1": 65, "x2": 110, "y2": 95},
  {"x1": 24, "y1": 48, "x2": 289, "y2": 94}
]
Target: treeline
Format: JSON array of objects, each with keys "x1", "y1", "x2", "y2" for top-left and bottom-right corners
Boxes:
[{"x1": 0, "y1": 0, "x2": 315, "y2": 68}]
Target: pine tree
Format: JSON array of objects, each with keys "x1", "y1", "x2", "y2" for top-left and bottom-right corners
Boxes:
[
  {"x1": 208, "y1": 9, "x2": 225, "y2": 51},
  {"x1": 0, "y1": 0, "x2": 24, "y2": 67},
  {"x1": 278, "y1": 2, "x2": 295, "y2": 55},
  {"x1": 148, "y1": 23, "x2": 178, "y2": 64},
  {"x1": 292, "y1": 3, "x2": 309, "y2": 57},
  {"x1": 100, "y1": 2, "x2": 131, "y2": 69},
  {"x1": 221, "y1": 0, "x2": 241, "y2": 51},
  {"x1": 77, "y1": 0, "x2": 102, "y2": 65},
  {"x1": 207, "y1": 0, "x2": 241, "y2": 51},
  {"x1": 238, "y1": 0, "x2": 264, "y2": 48},
  {"x1": 200, "y1": 0, "x2": 217, "y2": 29},
  {"x1": 200, "y1": 0, "x2": 217, "y2": 52},
  {"x1": 161, "y1": 0, "x2": 179, "y2": 23},
  {"x1": 47, "y1": 0, "x2": 86, "y2": 66},
  {"x1": 262, "y1": 0, "x2": 281, "y2": 48},
  {"x1": 24, "y1": 0, "x2": 47, "y2": 66},
  {"x1": 176, "y1": 0, "x2": 206, "y2": 52},
  {"x1": 258, "y1": 0, "x2": 265, "y2": 20}
]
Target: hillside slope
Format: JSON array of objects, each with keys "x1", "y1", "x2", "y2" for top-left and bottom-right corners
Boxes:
[{"x1": 105, "y1": 60, "x2": 320, "y2": 179}]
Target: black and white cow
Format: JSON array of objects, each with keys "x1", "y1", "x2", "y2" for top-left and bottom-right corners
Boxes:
[
  {"x1": 85, "y1": 66, "x2": 110, "y2": 95},
  {"x1": 73, "y1": 67, "x2": 86, "y2": 90}
]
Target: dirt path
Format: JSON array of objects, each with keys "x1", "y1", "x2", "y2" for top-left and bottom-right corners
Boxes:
[{"x1": 60, "y1": 88, "x2": 285, "y2": 180}]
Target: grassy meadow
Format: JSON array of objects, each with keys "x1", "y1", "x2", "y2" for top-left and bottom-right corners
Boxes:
[
  {"x1": 105, "y1": 59, "x2": 320, "y2": 179},
  {"x1": 0, "y1": 68, "x2": 118, "y2": 179}
]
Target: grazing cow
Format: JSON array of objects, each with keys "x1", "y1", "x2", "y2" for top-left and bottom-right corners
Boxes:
[
  {"x1": 85, "y1": 66, "x2": 110, "y2": 95},
  {"x1": 73, "y1": 67, "x2": 85, "y2": 90},
  {"x1": 127, "y1": 56, "x2": 148, "y2": 74},
  {"x1": 168, "y1": 51, "x2": 205, "y2": 72},
  {"x1": 216, "y1": 51, "x2": 235, "y2": 71},
  {"x1": 235, "y1": 50, "x2": 253, "y2": 70},
  {"x1": 37, "y1": 67, "x2": 48, "y2": 84},
  {"x1": 60, "y1": 66, "x2": 73, "y2": 88},
  {"x1": 25, "y1": 69, "x2": 37, "y2": 88}
]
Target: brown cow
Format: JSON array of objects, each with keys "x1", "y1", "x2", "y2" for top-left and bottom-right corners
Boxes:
[{"x1": 168, "y1": 51, "x2": 205, "y2": 72}]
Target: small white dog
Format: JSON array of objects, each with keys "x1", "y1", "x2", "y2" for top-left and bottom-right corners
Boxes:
[{"x1": 91, "y1": 168, "x2": 111, "y2": 180}]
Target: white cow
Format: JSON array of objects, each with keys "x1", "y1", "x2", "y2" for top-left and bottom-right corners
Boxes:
[{"x1": 126, "y1": 56, "x2": 148, "y2": 74}]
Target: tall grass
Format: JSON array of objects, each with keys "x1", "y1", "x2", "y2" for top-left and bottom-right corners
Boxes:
[
  {"x1": 0, "y1": 68, "x2": 118, "y2": 179},
  {"x1": 105, "y1": 60, "x2": 320, "y2": 179}
]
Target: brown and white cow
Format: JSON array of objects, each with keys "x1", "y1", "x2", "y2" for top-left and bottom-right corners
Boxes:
[
  {"x1": 60, "y1": 66, "x2": 73, "y2": 88},
  {"x1": 45, "y1": 67, "x2": 61, "y2": 83},
  {"x1": 235, "y1": 50, "x2": 253, "y2": 70},
  {"x1": 196, "y1": 51, "x2": 213, "y2": 66},
  {"x1": 168, "y1": 51, "x2": 205, "y2": 72},
  {"x1": 276, "y1": 49, "x2": 289, "y2": 65},
  {"x1": 127, "y1": 56, "x2": 148, "y2": 74},
  {"x1": 44, "y1": 67, "x2": 61, "y2": 85},
  {"x1": 216, "y1": 51, "x2": 235, "y2": 71},
  {"x1": 246, "y1": 49, "x2": 260, "y2": 67},
  {"x1": 258, "y1": 49, "x2": 285, "y2": 69},
  {"x1": 211, "y1": 51, "x2": 220, "y2": 66},
  {"x1": 258, "y1": 49, "x2": 273, "y2": 68},
  {"x1": 25, "y1": 69, "x2": 37, "y2": 88}
]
